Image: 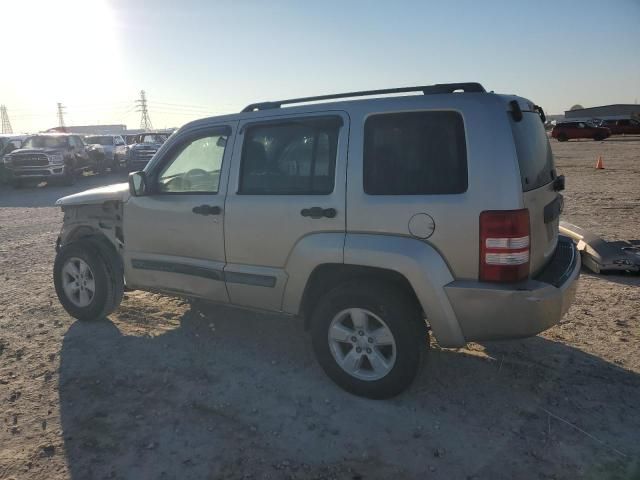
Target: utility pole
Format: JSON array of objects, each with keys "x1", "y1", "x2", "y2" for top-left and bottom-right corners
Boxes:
[
  {"x1": 1, "y1": 105, "x2": 13, "y2": 134},
  {"x1": 136, "y1": 90, "x2": 153, "y2": 131},
  {"x1": 57, "y1": 102, "x2": 66, "y2": 128}
]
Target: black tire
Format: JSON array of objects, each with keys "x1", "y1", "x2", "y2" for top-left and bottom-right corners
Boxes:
[
  {"x1": 10, "y1": 179, "x2": 23, "y2": 189},
  {"x1": 53, "y1": 238, "x2": 124, "y2": 321},
  {"x1": 310, "y1": 280, "x2": 428, "y2": 399},
  {"x1": 593, "y1": 134, "x2": 604, "y2": 141},
  {"x1": 111, "y1": 157, "x2": 121, "y2": 174},
  {"x1": 557, "y1": 133, "x2": 568, "y2": 142},
  {"x1": 96, "y1": 159, "x2": 107, "y2": 175}
]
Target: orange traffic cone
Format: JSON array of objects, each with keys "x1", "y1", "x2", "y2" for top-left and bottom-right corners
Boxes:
[{"x1": 595, "y1": 156, "x2": 604, "y2": 169}]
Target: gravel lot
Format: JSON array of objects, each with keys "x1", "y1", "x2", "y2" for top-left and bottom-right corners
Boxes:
[{"x1": 0, "y1": 137, "x2": 639, "y2": 480}]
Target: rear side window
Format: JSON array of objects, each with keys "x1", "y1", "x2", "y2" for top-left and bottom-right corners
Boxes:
[
  {"x1": 239, "y1": 117, "x2": 340, "y2": 195},
  {"x1": 363, "y1": 111, "x2": 467, "y2": 195},
  {"x1": 511, "y1": 112, "x2": 555, "y2": 191}
]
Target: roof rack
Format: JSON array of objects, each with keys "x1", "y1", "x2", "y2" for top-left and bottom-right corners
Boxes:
[{"x1": 241, "y1": 82, "x2": 486, "y2": 112}]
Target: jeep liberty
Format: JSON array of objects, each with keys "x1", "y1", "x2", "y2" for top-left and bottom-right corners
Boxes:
[{"x1": 53, "y1": 83, "x2": 580, "y2": 398}]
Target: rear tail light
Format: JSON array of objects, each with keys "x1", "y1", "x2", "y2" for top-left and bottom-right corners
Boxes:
[{"x1": 479, "y1": 209, "x2": 530, "y2": 282}]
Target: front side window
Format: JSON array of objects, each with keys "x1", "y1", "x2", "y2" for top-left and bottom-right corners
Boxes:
[
  {"x1": 364, "y1": 111, "x2": 467, "y2": 195},
  {"x1": 156, "y1": 133, "x2": 227, "y2": 194},
  {"x1": 239, "y1": 117, "x2": 340, "y2": 195}
]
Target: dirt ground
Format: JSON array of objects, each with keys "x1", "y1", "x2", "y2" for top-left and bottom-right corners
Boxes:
[{"x1": 0, "y1": 137, "x2": 639, "y2": 480}]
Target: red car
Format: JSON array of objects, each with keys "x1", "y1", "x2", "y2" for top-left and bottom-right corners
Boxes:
[
  {"x1": 551, "y1": 122, "x2": 611, "y2": 141},
  {"x1": 600, "y1": 119, "x2": 640, "y2": 135}
]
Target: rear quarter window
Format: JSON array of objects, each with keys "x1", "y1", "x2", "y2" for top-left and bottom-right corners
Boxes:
[
  {"x1": 511, "y1": 112, "x2": 555, "y2": 191},
  {"x1": 363, "y1": 111, "x2": 467, "y2": 195}
]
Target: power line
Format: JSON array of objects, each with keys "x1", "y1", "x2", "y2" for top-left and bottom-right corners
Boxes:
[
  {"x1": 135, "y1": 90, "x2": 153, "y2": 131},
  {"x1": 56, "y1": 102, "x2": 66, "y2": 128},
  {"x1": 1, "y1": 105, "x2": 13, "y2": 134}
]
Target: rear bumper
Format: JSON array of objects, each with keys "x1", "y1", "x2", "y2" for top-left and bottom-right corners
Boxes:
[{"x1": 445, "y1": 236, "x2": 580, "y2": 342}]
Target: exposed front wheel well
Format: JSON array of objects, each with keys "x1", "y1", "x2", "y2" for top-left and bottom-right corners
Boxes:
[
  {"x1": 300, "y1": 264, "x2": 422, "y2": 329},
  {"x1": 65, "y1": 225, "x2": 100, "y2": 244},
  {"x1": 62, "y1": 228, "x2": 123, "y2": 271}
]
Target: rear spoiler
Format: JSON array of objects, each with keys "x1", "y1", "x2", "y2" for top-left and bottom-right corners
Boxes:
[{"x1": 509, "y1": 100, "x2": 546, "y2": 123}]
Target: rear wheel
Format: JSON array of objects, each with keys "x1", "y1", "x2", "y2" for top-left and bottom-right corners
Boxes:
[
  {"x1": 53, "y1": 239, "x2": 124, "y2": 321},
  {"x1": 311, "y1": 280, "x2": 427, "y2": 399}
]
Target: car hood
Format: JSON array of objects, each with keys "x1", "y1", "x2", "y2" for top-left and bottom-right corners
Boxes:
[
  {"x1": 131, "y1": 143, "x2": 162, "y2": 149},
  {"x1": 10, "y1": 148, "x2": 64, "y2": 155},
  {"x1": 55, "y1": 182, "x2": 129, "y2": 207}
]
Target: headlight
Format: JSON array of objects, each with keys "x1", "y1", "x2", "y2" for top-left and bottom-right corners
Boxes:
[
  {"x1": 49, "y1": 154, "x2": 64, "y2": 165},
  {"x1": 2, "y1": 155, "x2": 12, "y2": 165}
]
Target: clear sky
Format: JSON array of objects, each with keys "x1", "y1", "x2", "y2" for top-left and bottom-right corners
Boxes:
[{"x1": 2, "y1": 0, "x2": 639, "y2": 133}]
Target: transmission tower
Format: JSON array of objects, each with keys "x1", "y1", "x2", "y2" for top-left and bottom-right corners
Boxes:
[
  {"x1": 136, "y1": 90, "x2": 153, "y2": 130},
  {"x1": 57, "y1": 102, "x2": 66, "y2": 128},
  {"x1": 1, "y1": 105, "x2": 13, "y2": 134}
]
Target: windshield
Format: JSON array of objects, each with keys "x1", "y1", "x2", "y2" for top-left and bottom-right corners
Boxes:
[
  {"x1": 85, "y1": 136, "x2": 113, "y2": 146},
  {"x1": 22, "y1": 136, "x2": 69, "y2": 149},
  {"x1": 140, "y1": 134, "x2": 169, "y2": 144}
]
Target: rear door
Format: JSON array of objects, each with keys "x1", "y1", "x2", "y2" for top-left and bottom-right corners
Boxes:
[
  {"x1": 577, "y1": 122, "x2": 590, "y2": 139},
  {"x1": 510, "y1": 106, "x2": 560, "y2": 275},
  {"x1": 223, "y1": 112, "x2": 348, "y2": 311}
]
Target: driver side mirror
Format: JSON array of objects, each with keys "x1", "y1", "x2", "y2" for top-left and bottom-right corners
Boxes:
[{"x1": 129, "y1": 171, "x2": 148, "y2": 197}]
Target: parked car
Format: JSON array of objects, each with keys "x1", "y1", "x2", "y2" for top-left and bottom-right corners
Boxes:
[
  {"x1": 84, "y1": 134, "x2": 127, "y2": 173},
  {"x1": 0, "y1": 135, "x2": 27, "y2": 184},
  {"x1": 0, "y1": 134, "x2": 27, "y2": 157},
  {"x1": 52, "y1": 83, "x2": 580, "y2": 398},
  {"x1": 599, "y1": 118, "x2": 640, "y2": 135},
  {"x1": 551, "y1": 122, "x2": 610, "y2": 141},
  {"x1": 3, "y1": 133, "x2": 90, "y2": 187},
  {"x1": 126, "y1": 132, "x2": 170, "y2": 171}
]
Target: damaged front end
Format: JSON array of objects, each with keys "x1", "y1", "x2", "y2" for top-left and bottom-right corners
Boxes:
[{"x1": 56, "y1": 200, "x2": 124, "y2": 254}]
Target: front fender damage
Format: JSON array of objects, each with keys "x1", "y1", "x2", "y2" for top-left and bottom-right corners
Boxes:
[{"x1": 57, "y1": 200, "x2": 124, "y2": 254}]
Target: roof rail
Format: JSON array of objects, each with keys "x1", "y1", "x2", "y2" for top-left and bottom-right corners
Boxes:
[{"x1": 241, "y1": 82, "x2": 486, "y2": 112}]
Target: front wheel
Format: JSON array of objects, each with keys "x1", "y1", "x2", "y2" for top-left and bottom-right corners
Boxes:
[
  {"x1": 53, "y1": 239, "x2": 124, "y2": 321},
  {"x1": 593, "y1": 134, "x2": 605, "y2": 141},
  {"x1": 557, "y1": 133, "x2": 568, "y2": 142},
  {"x1": 311, "y1": 281, "x2": 427, "y2": 399}
]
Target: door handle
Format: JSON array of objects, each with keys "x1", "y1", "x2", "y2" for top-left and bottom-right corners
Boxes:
[
  {"x1": 192, "y1": 205, "x2": 222, "y2": 216},
  {"x1": 300, "y1": 207, "x2": 337, "y2": 219}
]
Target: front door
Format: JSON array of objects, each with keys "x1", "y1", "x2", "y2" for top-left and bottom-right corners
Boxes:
[
  {"x1": 223, "y1": 113, "x2": 349, "y2": 311},
  {"x1": 123, "y1": 124, "x2": 234, "y2": 301}
]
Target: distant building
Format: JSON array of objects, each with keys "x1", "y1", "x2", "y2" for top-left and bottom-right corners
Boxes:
[
  {"x1": 46, "y1": 124, "x2": 127, "y2": 134},
  {"x1": 564, "y1": 104, "x2": 640, "y2": 121}
]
